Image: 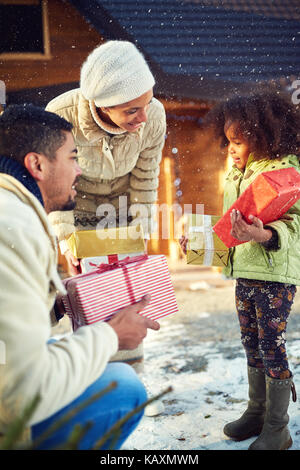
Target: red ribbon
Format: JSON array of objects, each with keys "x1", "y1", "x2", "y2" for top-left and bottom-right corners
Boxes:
[
  {"x1": 89, "y1": 254, "x2": 148, "y2": 273},
  {"x1": 88, "y1": 254, "x2": 148, "y2": 305}
]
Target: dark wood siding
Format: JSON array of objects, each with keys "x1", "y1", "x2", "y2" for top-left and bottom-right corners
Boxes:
[{"x1": 0, "y1": 0, "x2": 103, "y2": 92}]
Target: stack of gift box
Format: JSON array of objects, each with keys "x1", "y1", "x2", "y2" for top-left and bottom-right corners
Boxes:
[
  {"x1": 185, "y1": 167, "x2": 300, "y2": 265},
  {"x1": 186, "y1": 214, "x2": 229, "y2": 267},
  {"x1": 61, "y1": 167, "x2": 300, "y2": 328},
  {"x1": 60, "y1": 225, "x2": 178, "y2": 330},
  {"x1": 66, "y1": 225, "x2": 146, "y2": 273}
]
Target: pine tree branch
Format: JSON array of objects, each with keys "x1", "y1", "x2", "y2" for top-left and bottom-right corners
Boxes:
[
  {"x1": 93, "y1": 385, "x2": 173, "y2": 450},
  {"x1": 57, "y1": 421, "x2": 94, "y2": 450},
  {"x1": 0, "y1": 394, "x2": 41, "y2": 450},
  {"x1": 29, "y1": 380, "x2": 117, "y2": 450}
]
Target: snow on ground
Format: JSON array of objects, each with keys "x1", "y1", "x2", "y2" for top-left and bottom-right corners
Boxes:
[
  {"x1": 53, "y1": 264, "x2": 300, "y2": 452},
  {"x1": 124, "y1": 300, "x2": 300, "y2": 451}
]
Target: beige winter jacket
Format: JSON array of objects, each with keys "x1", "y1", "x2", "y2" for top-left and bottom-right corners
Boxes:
[
  {"x1": 46, "y1": 89, "x2": 166, "y2": 242},
  {"x1": 0, "y1": 174, "x2": 118, "y2": 437}
]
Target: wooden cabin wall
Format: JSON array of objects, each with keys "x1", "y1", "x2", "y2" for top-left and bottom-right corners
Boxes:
[{"x1": 0, "y1": 0, "x2": 103, "y2": 93}]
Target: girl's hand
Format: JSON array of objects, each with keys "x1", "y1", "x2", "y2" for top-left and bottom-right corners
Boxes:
[
  {"x1": 179, "y1": 235, "x2": 188, "y2": 254},
  {"x1": 230, "y1": 210, "x2": 272, "y2": 243}
]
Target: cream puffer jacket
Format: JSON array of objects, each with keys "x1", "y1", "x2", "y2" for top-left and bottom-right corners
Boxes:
[
  {"x1": 46, "y1": 89, "x2": 166, "y2": 243},
  {"x1": 0, "y1": 174, "x2": 118, "y2": 438}
]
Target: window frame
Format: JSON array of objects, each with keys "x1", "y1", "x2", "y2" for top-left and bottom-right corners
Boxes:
[{"x1": 0, "y1": 0, "x2": 51, "y2": 60}]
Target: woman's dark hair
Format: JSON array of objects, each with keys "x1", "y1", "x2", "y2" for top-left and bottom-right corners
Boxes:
[
  {"x1": 0, "y1": 103, "x2": 73, "y2": 164},
  {"x1": 204, "y1": 87, "x2": 300, "y2": 160}
]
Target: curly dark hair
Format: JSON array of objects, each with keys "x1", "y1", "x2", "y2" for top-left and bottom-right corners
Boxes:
[{"x1": 204, "y1": 88, "x2": 300, "y2": 160}]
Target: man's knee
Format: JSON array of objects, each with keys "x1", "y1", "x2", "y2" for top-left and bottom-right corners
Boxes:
[{"x1": 103, "y1": 362, "x2": 147, "y2": 407}]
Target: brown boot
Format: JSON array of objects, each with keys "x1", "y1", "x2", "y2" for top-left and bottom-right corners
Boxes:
[
  {"x1": 223, "y1": 366, "x2": 266, "y2": 441},
  {"x1": 248, "y1": 375, "x2": 297, "y2": 450}
]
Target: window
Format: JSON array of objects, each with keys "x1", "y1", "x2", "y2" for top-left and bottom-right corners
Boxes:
[{"x1": 0, "y1": 0, "x2": 50, "y2": 59}]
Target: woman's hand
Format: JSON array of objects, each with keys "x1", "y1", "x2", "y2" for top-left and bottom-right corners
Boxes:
[
  {"x1": 65, "y1": 249, "x2": 81, "y2": 276},
  {"x1": 179, "y1": 235, "x2": 188, "y2": 255},
  {"x1": 230, "y1": 210, "x2": 272, "y2": 243}
]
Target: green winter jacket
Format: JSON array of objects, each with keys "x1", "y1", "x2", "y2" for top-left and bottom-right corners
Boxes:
[{"x1": 223, "y1": 153, "x2": 300, "y2": 285}]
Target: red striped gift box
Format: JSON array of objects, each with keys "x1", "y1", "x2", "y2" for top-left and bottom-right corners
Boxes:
[{"x1": 61, "y1": 255, "x2": 178, "y2": 330}]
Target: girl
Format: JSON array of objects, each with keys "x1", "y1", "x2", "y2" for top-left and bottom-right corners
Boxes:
[{"x1": 181, "y1": 89, "x2": 300, "y2": 450}]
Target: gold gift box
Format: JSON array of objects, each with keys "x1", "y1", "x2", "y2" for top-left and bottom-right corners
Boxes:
[
  {"x1": 186, "y1": 214, "x2": 229, "y2": 267},
  {"x1": 66, "y1": 225, "x2": 146, "y2": 258}
]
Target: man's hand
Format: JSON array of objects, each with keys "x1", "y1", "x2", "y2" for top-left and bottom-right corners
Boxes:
[
  {"x1": 230, "y1": 210, "x2": 272, "y2": 243},
  {"x1": 107, "y1": 294, "x2": 160, "y2": 350},
  {"x1": 65, "y1": 249, "x2": 81, "y2": 276}
]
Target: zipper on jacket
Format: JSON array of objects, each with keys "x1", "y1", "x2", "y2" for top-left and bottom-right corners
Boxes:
[
  {"x1": 227, "y1": 247, "x2": 235, "y2": 276},
  {"x1": 260, "y1": 245, "x2": 274, "y2": 271}
]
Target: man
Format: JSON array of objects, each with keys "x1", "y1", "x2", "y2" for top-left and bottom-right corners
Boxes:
[{"x1": 0, "y1": 104, "x2": 160, "y2": 449}]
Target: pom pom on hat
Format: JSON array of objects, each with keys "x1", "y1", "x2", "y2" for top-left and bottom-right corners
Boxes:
[{"x1": 80, "y1": 41, "x2": 155, "y2": 107}]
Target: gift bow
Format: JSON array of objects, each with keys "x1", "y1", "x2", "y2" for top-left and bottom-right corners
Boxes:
[
  {"x1": 88, "y1": 254, "x2": 149, "y2": 305},
  {"x1": 89, "y1": 254, "x2": 148, "y2": 272}
]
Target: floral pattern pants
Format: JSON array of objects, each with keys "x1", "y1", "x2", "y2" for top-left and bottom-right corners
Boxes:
[{"x1": 235, "y1": 278, "x2": 296, "y2": 379}]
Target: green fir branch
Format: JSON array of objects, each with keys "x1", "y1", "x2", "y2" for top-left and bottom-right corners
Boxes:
[
  {"x1": 56, "y1": 421, "x2": 94, "y2": 450},
  {"x1": 93, "y1": 385, "x2": 173, "y2": 450},
  {"x1": 0, "y1": 382, "x2": 173, "y2": 450},
  {"x1": 29, "y1": 380, "x2": 117, "y2": 450},
  {"x1": 0, "y1": 394, "x2": 41, "y2": 450}
]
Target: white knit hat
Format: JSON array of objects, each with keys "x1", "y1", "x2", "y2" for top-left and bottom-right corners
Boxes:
[{"x1": 80, "y1": 41, "x2": 155, "y2": 107}]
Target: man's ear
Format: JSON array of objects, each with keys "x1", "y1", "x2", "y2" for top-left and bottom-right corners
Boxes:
[{"x1": 24, "y1": 152, "x2": 45, "y2": 181}]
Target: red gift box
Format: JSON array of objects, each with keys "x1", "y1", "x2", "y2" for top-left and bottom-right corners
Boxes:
[
  {"x1": 213, "y1": 167, "x2": 300, "y2": 248},
  {"x1": 61, "y1": 255, "x2": 178, "y2": 330}
]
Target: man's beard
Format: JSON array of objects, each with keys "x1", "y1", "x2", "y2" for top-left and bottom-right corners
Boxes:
[
  {"x1": 45, "y1": 176, "x2": 79, "y2": 213},
  {"x1": 49, "y1": 196, "x2": 76, "y2": 212},
  {"x1": 47, "y1": 196, "x2": 76, "y2": 213},
  {"x1": 60, "y1": 196, "x2": 77, "y2": 211}
]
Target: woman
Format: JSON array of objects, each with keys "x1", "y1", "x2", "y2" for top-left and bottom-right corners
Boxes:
[{"x1": 46, "y1": 40, "x2": 166, "y2": 374}]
